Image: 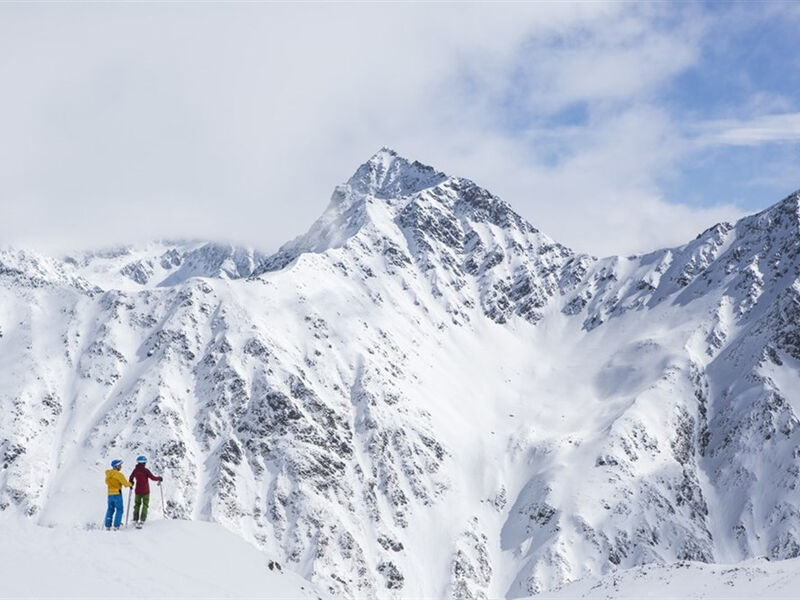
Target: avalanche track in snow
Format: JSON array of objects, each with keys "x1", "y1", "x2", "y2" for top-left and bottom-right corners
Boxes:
[{"x1": 1, "y1": 148, "x2": 800, "y2": 598}]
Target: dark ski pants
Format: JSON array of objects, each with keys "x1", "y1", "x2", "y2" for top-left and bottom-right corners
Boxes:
[
  {"x1": 133, "y1": 493, "x2": 150, "y2": 522},
  {"x1": 105, "y1": 494, "x2": 123, "y2": 528}
]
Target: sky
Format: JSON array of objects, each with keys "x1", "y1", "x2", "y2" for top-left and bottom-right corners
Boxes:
[{"x1": 2, "y1": 2, "x2": 800, "y2": 257}]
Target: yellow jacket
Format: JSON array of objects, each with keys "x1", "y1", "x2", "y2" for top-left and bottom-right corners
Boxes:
[{"x1": 105, "y1": 468, "x2": 133, "y2": 495}]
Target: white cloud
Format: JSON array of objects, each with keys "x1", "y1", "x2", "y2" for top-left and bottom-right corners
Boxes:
[
  {"x1": 400, "y1": 106, "x2": 744, "y2": 257},
  {"x1": 0, "y1": 3, "x2": 756, "y2": 257},
  {"x1": 519, "y1": 26, "x2": 700, "y2": 112},
  {"x1": 698, "y1": 113, "x2": 800, "y2": 146}
]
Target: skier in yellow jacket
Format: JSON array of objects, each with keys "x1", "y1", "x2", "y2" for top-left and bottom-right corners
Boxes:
[{"x1": 105, "y1": 459, "x2": 133, "y2": 530}]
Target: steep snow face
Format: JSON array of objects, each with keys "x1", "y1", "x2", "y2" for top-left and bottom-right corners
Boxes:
[
  {"x1": 505, "y1": 191, "x2": 800, "y2": 594},
  {"x1": 1, "y1": 150, "x2": 800, "y2": 598}
]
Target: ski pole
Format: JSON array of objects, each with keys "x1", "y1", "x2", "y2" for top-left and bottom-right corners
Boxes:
[
  {"x1": 125, "y1": 487, "x2": 132, "y2": 528},
  {"x1": 159, "y1": 481, "x2": 167, "y2": 519}
]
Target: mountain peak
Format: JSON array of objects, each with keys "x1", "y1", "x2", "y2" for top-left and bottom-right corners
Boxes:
[
  {"x1": 744, "y1": 188, "x2": 800, "y2": 234},
  {"x1": 765, "y1": 189, "x2": 800, "y2": 213},
  {"x1": 780, "y1": 189, "x2": 800, "y2": 212},
  {"x1": 347, "y1": 148, "x2": 448, "y2": 199}
]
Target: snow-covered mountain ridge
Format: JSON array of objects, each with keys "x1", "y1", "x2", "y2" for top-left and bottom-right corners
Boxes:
[
  {"x1": 1, "y1": 148, "x2": 800, "y2": 598},
  {"x1": 535, "y1": 555, "x2": 800, "y2": 599}
]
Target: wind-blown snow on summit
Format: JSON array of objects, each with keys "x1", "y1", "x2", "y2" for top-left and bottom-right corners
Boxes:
[{"x1": 1, "y1": 149, "x2": 800, "y2": 598}]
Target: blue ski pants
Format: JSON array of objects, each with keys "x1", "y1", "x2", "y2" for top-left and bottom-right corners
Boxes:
[{"x1": 105, "y1": 493, "x2": 124, "y2": 528}]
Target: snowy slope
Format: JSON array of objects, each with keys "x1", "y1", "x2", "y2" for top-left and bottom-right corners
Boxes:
[
  {"x1": 0, "y1": 516, "x2": 324, "y2": 599},
  {"x1": 533, "y1": 556, "x2": 800, "y2": 599},
  {"x1": 1, "y1": 148, "x2": 800, "y2": 598}
]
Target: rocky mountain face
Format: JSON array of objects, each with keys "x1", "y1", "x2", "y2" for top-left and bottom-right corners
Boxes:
[{"x1": 1, "y1": 148, "x2": 799, "y2": 598}]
